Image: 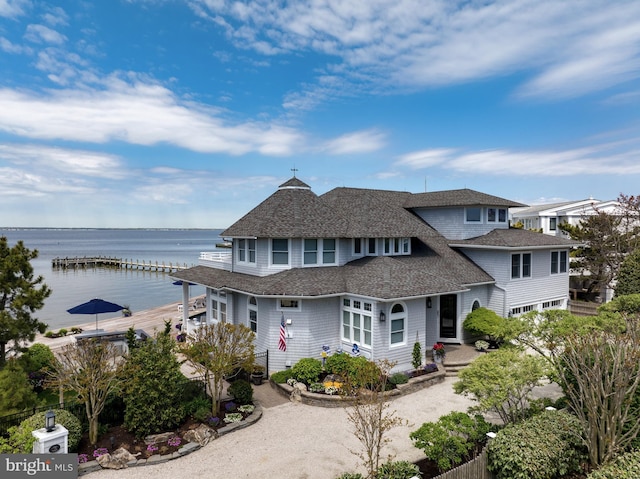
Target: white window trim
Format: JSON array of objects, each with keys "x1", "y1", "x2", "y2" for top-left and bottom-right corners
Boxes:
[
  {"x1": 382, "y1": 237, "x2": 411, "y2": 256},
  {"x1": 237, "y1": 238, "x2": 257, "y2": 265},
  {"x1": 367, "y1": 238, "x2": 377, "y2": 255},
  {"x1": 487, "y1": 208, "x2": 507, "y2": 223},
  {"x1": 389, "y1": 302, "x2": 407, "y2": 347},
  {"x1": 511, "y1": 252, "x2": 532, "y2": 279},
  {"x1": 465, "y1": 207, "x2": 483, "y2": 224},
  {"x1": 550, "y1": 250, "x2": 568, "y2": 275},
  {"x1": 248, "y1": 296, "x2": 258, "y2": 334},
  {"x1": 353, "y1": 238, "x2": 364, "y2": 256},
  {"x1": 270, "y1": 238, "x2": 290, "y2": 267},
  {"x1": 303, "y1": 238, "x2": 338, "y2": 266},
  {"x1": 342, "y1": 298, "x2": 373, "y2": 348},
  {"x1": 276, "y1": 298, "x2": 301, "y2": 312}
]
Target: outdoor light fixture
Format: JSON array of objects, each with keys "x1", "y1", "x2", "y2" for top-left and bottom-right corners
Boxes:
[
  {"x1": 427, "y1": 298, "x2": 432, "y2": 308},
  {"x1": 379, "y1": 310, "x2": 386, "y2": 322},
  {"x1": 45, "y1": 410, "x2": 56, "y2": 432}
]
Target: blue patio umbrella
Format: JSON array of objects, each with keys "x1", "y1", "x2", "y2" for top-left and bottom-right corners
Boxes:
[{"x1": 67, "y1": 298, "x2": 124, "y2": 331}]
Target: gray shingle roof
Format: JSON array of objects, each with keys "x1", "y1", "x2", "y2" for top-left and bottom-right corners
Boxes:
[
  {"x1": 405, "y1": 188, "x2": 526, "y2": 208},
  {"x1": 449, "y1": 228, "x2": 581, "y2": 248},
  {"x1": 172, "y1": 250, "x2": 495, "y2": 301}
]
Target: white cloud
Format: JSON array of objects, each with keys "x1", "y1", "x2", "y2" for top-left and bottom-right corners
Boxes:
[
  {"x1": 24, "y1": 24, "x2": 67, "y2": 44},
  {"x1": 0, "y1": 0, "x2": 29, "y2": 19},
  {"x1": 0, "y1": 74, "x2": 303, "y2": 156},
  {"x1": 322, "y1": 129, "x2": 386, "y2": 155},
  {"x1": 395, "y1": 141, "x2": 640, "y2": 177},
  {"x1": 0, "y1": 36, "x2": 28, "y2": 54},
  {"x1": 190, "y1": 0, "x2": 640, "y2": 102},
  {"x1": 0, "y1": 143, "x2": 128, "y2": 179}
]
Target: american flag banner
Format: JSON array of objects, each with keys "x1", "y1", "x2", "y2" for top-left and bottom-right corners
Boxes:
[{"x1": 278, "y1": 313, "x2": 287, "y2": 351}]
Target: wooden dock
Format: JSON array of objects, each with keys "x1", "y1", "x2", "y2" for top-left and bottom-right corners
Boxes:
[{"x1": 51, "y1": 256, "x2": 193, "y2": 272}]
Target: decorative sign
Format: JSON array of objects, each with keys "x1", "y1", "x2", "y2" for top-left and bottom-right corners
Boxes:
[
  {"x1": 48, "y1": 445, "x2": 61, "y2": 453},
  {"x1": 351, "y1": 343, "x2": 360, "y2": 356}
]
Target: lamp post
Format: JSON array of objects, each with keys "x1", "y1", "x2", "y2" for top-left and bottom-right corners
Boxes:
[{"x1": 45, "y1": 410, "x2": 56, "y2": 432}]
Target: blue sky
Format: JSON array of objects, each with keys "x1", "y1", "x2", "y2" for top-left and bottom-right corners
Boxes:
[{"x1": 1, "y1": 0, "x2": 639, "y2": 228}]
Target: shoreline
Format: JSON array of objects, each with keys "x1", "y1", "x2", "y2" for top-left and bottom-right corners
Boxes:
[{"x1": 31, "y1": 297, "x2": 205, "y2": 352}]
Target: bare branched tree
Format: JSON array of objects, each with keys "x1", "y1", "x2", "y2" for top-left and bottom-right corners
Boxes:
[
  {"x1": 343, "y1": 359, "x2": 408, "y2": 479},
  {"x1": 49, "y1": 339, "x2": 121, "y2": 446},
  {"x1": 180, "y1": 322, "x2": 255, "y2": 415}
]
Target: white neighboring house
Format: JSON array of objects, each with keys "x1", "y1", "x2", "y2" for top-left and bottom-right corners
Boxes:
[
  {"x1": 172, "y1": 177, "x2": 578, "y2": 372},
  {"x1": 510, "y1": 198, "x2": 622, "y2": 237}
]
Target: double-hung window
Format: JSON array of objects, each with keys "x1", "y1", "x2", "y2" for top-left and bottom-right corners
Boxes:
[
  {"x1": 389, "y1": 303, "x2": 406, "y2": 345},
  {"x1": 549, "y1": 218, "x2": 557, "y2": 231},
  {"x1": 272, "y1": 238, "x2": 289, "y2": 265},
  {"x1": 304, "y1": 238, "x2": 337, "y2": 265},
  {"x1": 248, "y1": 296, "x2": 257, "y2": 333},
  {"x1": 550, "y1": 250, "x2": 568, "y2": 274},
  {"x1": 511, "y1": 253, "x2": 532, "y2": 279},
  {"x1": 487, "y1": 208, "x2": 507, "y2": 223},
  {"x1": 342, "y1": 298, "x2": 372, "y2": 347},
  {"x1": 237, "y1": 239, "x2": 256, "y2": 264}
]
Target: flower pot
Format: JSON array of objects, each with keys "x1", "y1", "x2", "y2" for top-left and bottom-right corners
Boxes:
[{"x1": 250, "y1": 372, "x2": 264, "y2": 385}]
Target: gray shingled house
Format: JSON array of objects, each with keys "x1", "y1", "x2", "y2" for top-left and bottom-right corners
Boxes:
[{"x1": 172, "y1": 177, "x2": 577, "y2": 372}]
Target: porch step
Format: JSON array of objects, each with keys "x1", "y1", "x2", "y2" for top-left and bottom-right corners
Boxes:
[
  {"x1": 443, "y1": 360, "x2": 472, "y2": 377},
  {"x1": 439, "y1": 344, "x2": 483, "y2": 377}
]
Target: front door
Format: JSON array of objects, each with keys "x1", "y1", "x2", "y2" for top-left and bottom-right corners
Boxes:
[{"x1": 439, "y1": 294, "x2": 457, "y2": 339}]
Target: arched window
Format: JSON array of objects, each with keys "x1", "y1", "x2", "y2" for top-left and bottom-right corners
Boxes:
[
  {"x1": 390, "y1": 303, "x2": 406, "y2": 345},
  {"x1": 472, "y1": 300, "x2": 481, "y2": 311},
  {"x1": 248, "y1": 296, "x2": 258, "y2": 334}
]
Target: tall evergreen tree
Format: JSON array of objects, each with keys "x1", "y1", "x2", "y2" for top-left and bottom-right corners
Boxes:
[{"x1": 0, "y1": 237, "x2": 51, "y2": 366}]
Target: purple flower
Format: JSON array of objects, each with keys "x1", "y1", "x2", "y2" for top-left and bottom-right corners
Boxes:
[
  {"x1": 167, "y1": 436, "x2": 181, "y2": 447},
  {"x1": 208, "y1": 416, "x2": 220, "y2": 426},
  {"x1": 225, "y1": 401, "x2": 236, "y2": 412},
  {"x1": 78, "y1": 454, "x2": 89, "y2": 464},
  {"x1": 146, "y1": 444, "x2": 158, "y2": 453},
  {"x1": 92, "y1": 448, "x2": 108, "y2": 458}
]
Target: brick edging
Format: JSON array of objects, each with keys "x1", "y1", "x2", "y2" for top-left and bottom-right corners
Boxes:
[{"x1": 78, "y1": 403, "x2": 263, "y2": 475}]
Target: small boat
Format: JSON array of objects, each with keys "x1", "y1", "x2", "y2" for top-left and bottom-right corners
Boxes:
[{"x1": 215, "y1": 241, "x2": 232, "y2": 248}]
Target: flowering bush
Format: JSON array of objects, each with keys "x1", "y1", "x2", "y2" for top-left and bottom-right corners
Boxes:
[
  {"x1": 167, "y1": 436, "x2": 181, "y2": 447},
  {"x1": 78, "y1": 454, "x2": 89, "y2": 464},
  {"x1": 325, "y1": 386, "x2": 339, "y2": 395},
  {"x1": 238, "y1": 404, "x2": 255, "y2": 414},
  {"x1": 433, "y1": 343, "x2": 446, "y2": 358},
  {"x1": 286, "y1": 378, "x2": 298, "y2": 386},
  {"x1": 146, "y1": 444, "x2": 158, "y2": 453},
  {"x1": 93, "y1": 447, "x2": 109, "y2": 458},
  {"x1": 424, "y1": 362, "x2": 438, "y2": 373},
  {"x1": 224, "y1": 401, "x2": 237, "y2": 412},
  {"x1": 223, "y1": 413, "x2": 243, "y2": 423},
  {"x1": 208, "y1": 416, "x2": 220, "y2": 427},
  {"x1": 475, "y1": 340, "x2": 490, "y2": 351}
]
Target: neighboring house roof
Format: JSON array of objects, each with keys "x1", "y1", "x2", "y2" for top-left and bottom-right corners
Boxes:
[
  {"x1": 511, "y1": 199, "x2": 600, "y2": 216},
  {"x1": 448, "y1": 228, "x2": 581, "y2": 249},
  {"x1": 404, "y1": 188, "x2": 526, "y2": 209},
  {"x1": 173, "y1": 248, "x2": 495, "y2": 301}
]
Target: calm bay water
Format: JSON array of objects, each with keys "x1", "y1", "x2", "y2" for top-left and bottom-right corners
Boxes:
[{"x1": 1, "y1": 228, "x2": 225, "y2": 330}]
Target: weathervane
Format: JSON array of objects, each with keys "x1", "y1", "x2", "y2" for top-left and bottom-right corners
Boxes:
[{"x1": 291, "y1": 166, "x2": 298, "y2": 177}]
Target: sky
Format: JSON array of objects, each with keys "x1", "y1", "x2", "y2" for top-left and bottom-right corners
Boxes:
[{"x1": 1, "y1": 0, "x2": 639, "y2": 228}]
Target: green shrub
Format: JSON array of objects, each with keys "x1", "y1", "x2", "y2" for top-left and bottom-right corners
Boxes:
[
  {"x1": 228, "y1": 379, "x2": 253, "y2": 405},
  {"x1": 180, "y1": 379, "x2": 208, "y2": 402},
  {"x1": 58, "y1": 329, "x2": 68, "y2": 336},
  {"x1": 335, "y1": 473, "x2": 364, "y2": 479},
  {"x1": 587, "y1": 449, "x2": 640, "y2": 479},
  {"x1": 0, "y1": 425, "x2": 38, "y2": 453},
  {"x1": 487, "y1": 410, "x2": 585, "y2": 479},
  {"x1": 388, "y1": 372, "x2": 409, "y2": 385},
  {"x1": 19, "y1": 343, "x2": 55, "y2": 374},
  {"x1": 291, "y1": 358, "x2": 323, "y2": 385},
  {"x1": 412, "y1": 340, "x2": 422, "y2": 370},
  {"x1": 309, "y1": 382, "x2": 325, "y2": 393},
  {"x1": 270, "y1": 369, "x2": 294, "y2": 384},
  {"x1": 376, "y1": 460, "x2": 422, "y2": 479},
  {"x1": 44, "y1": 331, "x2": 55, "y2": 338},
  {"x1": 463, "y1": 307, "x2": 503, "y2": 337},
  {"x1": 410, "y1": 411, "x2": 492, "y2": 473},
  {"x1": 325, "y1": 352, "x2": 352, "y2": 376},
  {"x1": 19, "y1": 409, "x2": 83, "y2": 452}
]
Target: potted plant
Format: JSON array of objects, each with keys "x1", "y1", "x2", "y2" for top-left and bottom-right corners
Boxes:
[
  {"x1": 432, "y1": 342, "x2": 446, "y2": 363},
  {"x1": 250, "y1": 365, "x2": 265, "y2": 385},
  {"x1": 475, "y1": 340, "x2": 490, "y2": 352}
]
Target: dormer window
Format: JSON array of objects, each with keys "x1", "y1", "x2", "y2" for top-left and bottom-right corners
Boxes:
[
  {"x1": 272, "y1": 238, "x2": 289, "y2": 265},
  {"x1": 465, "y1": 207, "x2": 482, "y2": 223},
  {"x1": 487, "y1": 208, "x2": 507, "y2": 223},
  {"x1": 383, "y1": 238, "x2": 410, "y2": 255},
  {"x1": 237, "y1": 239, "x2": 256, "y2": 264},
  {"x1": 304, "y1": 238, "x2": 337, "y2": 265}
]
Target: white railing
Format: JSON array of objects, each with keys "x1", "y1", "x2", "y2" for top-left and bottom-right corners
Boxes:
[{"x1": 199, "y1": 251, "x2": 232, "y2": 271}]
